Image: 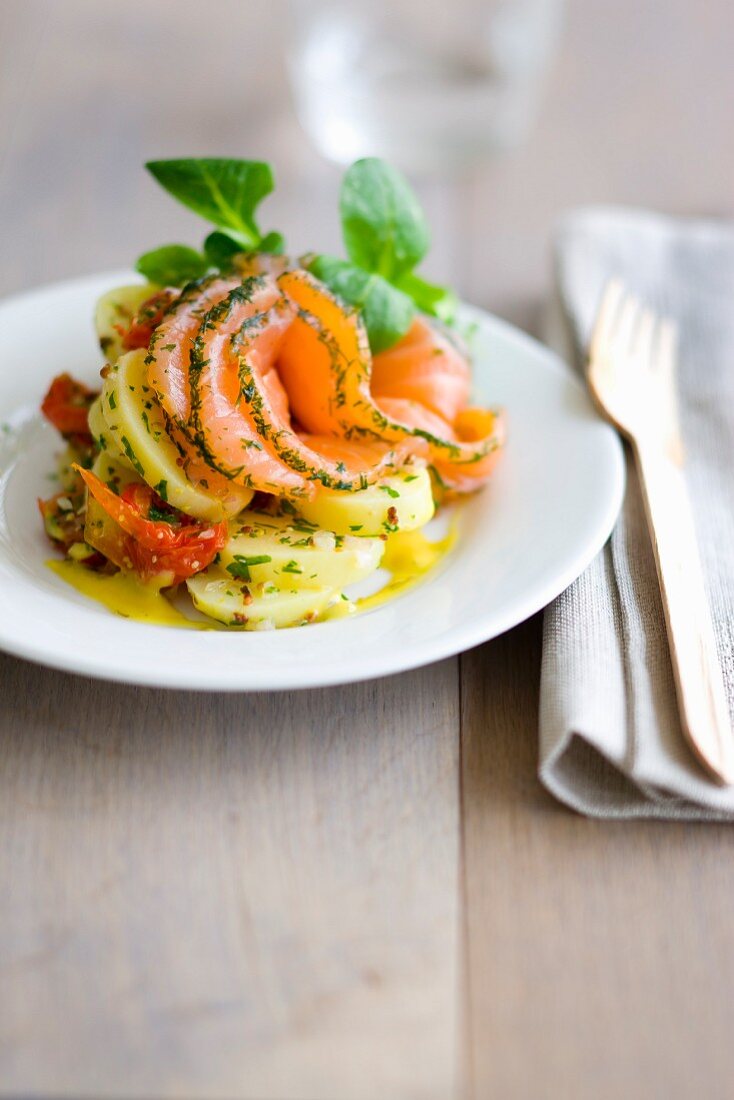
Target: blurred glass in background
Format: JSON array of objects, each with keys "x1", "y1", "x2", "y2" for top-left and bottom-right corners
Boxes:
[{"x1": 288, "y1": 0, "x2": 564, "y2": 175}]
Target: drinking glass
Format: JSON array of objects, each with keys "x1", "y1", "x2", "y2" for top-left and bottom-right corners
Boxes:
[{"x1": 287, "y1": 0, "x2": 564, "y2": 175}]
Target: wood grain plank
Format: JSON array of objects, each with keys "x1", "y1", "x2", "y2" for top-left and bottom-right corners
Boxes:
[
  {"x1": 461, "y1": 618, "x2": 734, "y2": 1100},
  {"x1": 0, "y1": 652, "x2": 461, "y2": 1100}
]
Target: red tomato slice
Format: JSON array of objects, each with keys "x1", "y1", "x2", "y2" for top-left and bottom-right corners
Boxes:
[
  {"x1": 75, "y1": 465, "x2": 227, "y2": 584},
  {"x1": 41, "y1": 373, "x2": 97, "y2": 440}
]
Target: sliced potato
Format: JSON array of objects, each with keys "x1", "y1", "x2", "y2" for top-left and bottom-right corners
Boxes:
[
  {"x1": 90, "y1": 449, "x2": 140, "y2": 492},
  {"x1": 56, "y1": 443, "x2": 87, "y2": 493},
  {"x1": 99, "y1": 349, "x2": 252, "y2": 522},
  {"x1": 84, "y1": 493, "x2": 128, "y2": 570},
  {"x1": 297, "y1": 466, "x2": 434, "y2": 536},
  {"x1": 186, "y1": 570, "x2": 339, "y2": 629},
  {"x1": 84, "y1": 454, "x2": 140, "y2": 570},
  {"x1": 95, "y1": 283, "x2": 159, "y2": 363},
  {"x1": 220, "y1": 510, "x2": 384, "y2": 590},
  {"x1": 88, "y1": 395, "x2": 127, "y2": 464},
  {"x1": 88, "y1": 395, "x2": 108, "y2": 447}
]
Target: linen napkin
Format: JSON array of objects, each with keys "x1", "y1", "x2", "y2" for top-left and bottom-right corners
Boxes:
[{"x1": 539, "y1": 206, "x2": 734, "y2": 819}]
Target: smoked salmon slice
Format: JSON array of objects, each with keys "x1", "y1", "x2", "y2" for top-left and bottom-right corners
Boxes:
[
  {"x1": 147, "y1": 274, "x2": 414, "y2": 498},
  {"x1": 277, "y1": 268, "x2": 503, "y2": 492},
  {"x1": 145, "y1": 273, "x2": 265, "y2": 507},
  {"x1": 371, "y1": 316, "x2": 471, "y2": 425},
  {"x1": 139, "y1": 262, "x2": 501, "y2": 501}
]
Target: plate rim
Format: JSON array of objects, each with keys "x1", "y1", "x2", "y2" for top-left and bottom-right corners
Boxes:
[{"x1": 0, "y1": 271, "x2": 625, "y2": 691}]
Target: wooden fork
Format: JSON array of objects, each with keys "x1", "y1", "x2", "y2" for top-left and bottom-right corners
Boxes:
[{"x1": 588, "y1": 279, "x2": 734, "y2": 785}]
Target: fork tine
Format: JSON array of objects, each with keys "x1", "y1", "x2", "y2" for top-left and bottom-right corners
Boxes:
[
  {"x1": 590, "y1": 278, "x2": 625, "y2": 362},
  {"x1": 631, "y1": 307, "x2": 656, "y2": 365},
  {"x1": 612, "y1": 291, "x2": 642, "y2": 362},
  {"x1": 655, "y1": 318, "x2": 678, "y2": 384}
]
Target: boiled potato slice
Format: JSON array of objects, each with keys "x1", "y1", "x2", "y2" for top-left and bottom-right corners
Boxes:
[
  {"x1": 84, "y1": 493, "x2": 128, "y2": 570},
  {"x1": 297, "y1": 466, "x2": 434, "y2": 536},
  {"x1": 220, "y1": 510, "x2": 384, "y2": 590},
  {"x1": 186, "y1": 570, "x2": 340, "y2": 629},
  {"x1": 90, "y1": 449, "x2": 140, "y2": 492},
  {"x1": 88, "y1": 395, "x2": 127, "y2": 464},
  {"x1": 88, "y1": 395, "x2": 109, "y2": 447},
  {"x1": 99, "y1": 349, "x2": 252, "y2": 521},
  {"x1": 95, "y1": 283, "x2": 159, "y2": 363},
  {"x1": 84, "y1": 455, "x2": 138, "y2": 570}
]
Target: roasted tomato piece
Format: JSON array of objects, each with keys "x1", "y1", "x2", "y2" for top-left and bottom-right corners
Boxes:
[
  {"x1": 76, "y1": 465, "x2": 227, "y2": 584},
  {"x1": 120, "y1": 289, "x2": 177, "y2": 351},
  {"x1": 41, "y1": 373, "x2": 98, "y2": 442}
]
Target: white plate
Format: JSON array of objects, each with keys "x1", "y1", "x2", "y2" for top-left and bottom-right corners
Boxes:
[{"x1": 0, "y1": 271, "x2": 624, "y2": 691}]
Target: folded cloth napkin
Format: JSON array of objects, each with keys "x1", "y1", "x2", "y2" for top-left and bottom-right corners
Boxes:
[{"x1": 539, "y1": 206, "x2": 734, "y2": 819}]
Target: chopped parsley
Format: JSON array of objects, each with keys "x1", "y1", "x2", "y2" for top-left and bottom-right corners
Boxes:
[
  {"x1": 226, "y1": 554, "x2": 272, "y2": 581},
  {"x1": 148, "y1": 503, "x2": 176, "y2": 523},
  {"x1": 120, "y1": 435, "x2": 146, "y2": 478}
]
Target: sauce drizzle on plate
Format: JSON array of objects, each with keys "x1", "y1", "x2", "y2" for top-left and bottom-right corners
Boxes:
[{"x1": 47, "y1": 523, "x2": 457, "y2": 628}]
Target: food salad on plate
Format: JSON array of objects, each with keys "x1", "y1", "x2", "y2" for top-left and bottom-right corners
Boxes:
[{"x1": 38, "y1": 157, "x2": 504, "y2": 630}]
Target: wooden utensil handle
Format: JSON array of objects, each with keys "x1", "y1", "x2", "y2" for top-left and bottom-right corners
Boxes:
[{"x1": 634, "y1": 441, "x2": 734, "y2": 783}]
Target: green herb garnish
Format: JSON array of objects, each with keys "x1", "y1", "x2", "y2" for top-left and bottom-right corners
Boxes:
[
  {"x1": 307, "y1": 157, "x2": 456, "y2": 352},
  {"x1": 136, "y1": 158, "x2": 285, "y2": 285},
  {"x1": 394, "y1": 271, "x2": 457, "y2": 325},
  {"x1": 307, "y1": 255, "x2": 414, "y2": 355},
  {"x1": 226, "y1": 553, "x2": 272, "y2": 581},
  {"x1": 340, "y1": 157, "x2": 429, "y2": 279},
  {"x1": 132, "y1": 155, "x2": 456, "y2": 350},
  {"x1": 146, "y1": 159, "x2": 276, "y2": 247},
  {"x1": 136, "y1": 244, "x2": 209, "y2": 286},
  {"x1": 148, "y1": 503, "x2": 176, "y2": 523},
  {"x1": 120, "y1": 435, "x2": 145, "y2": 478}
]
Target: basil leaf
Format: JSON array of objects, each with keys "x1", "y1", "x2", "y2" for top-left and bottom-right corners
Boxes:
[
  {"x1": 396, "y1": 272, "x2": 458, "y2": 324},
  {"x1": 203, "y1": 230, "x2": 242, "y2": 270},
  {"x1": 309, "y1": 254, "x2": 414, "y2": 354},
  {"x1": 258, "y1": 230, "x2": 285, "y2": 255},
  {"x1": 146, "y1": 158, "x2": 275, "y2": 248},
  {"x1": 203, "y1": 228, "x2": 286, "y2": 273},
  {"x1": 135, "y1": 244, "x2": 209, "y2": 286},
  {"x1": 340, "y1": 158, "x2": 429, "y2": 280}
]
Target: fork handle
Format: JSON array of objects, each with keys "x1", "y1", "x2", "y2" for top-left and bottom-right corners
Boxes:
[{"x1": 634, "y1": 440, "x2": 734, "y2": 784}]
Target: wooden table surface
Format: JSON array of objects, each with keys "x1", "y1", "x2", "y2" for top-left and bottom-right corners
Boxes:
[{"x1": 2, "y1": 3, "x2": 734, "y2": 1098}]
